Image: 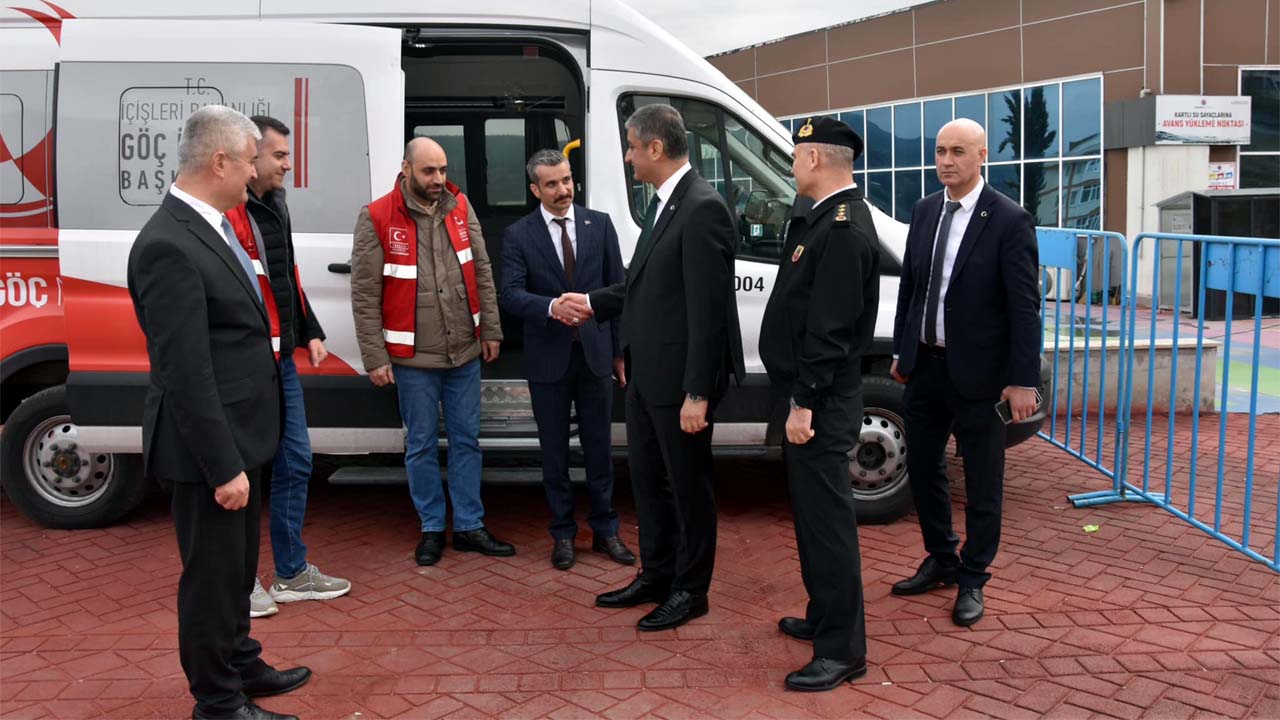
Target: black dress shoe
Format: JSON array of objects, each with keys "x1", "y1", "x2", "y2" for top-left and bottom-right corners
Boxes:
[
  {"x1": 891, "y1": 557, "x2": 958, "y2": 596},
  {"x1": 551, "y1": 538, "x2": 575, "y2": 570},
  {"x1": 453, "y1": 527, "x2": 516, "y2": 556},
  {"x1": 778, "y1": 616, "x2": 816, "y2": 641},
  {"x1": 192, "y1": 701, "x2": 298, "y2": 720},
  {"x1": 953, "y1": 587, "x2": 985, "y2": 626},
  {"x1": 784, "y1": 657, "x2": 868, "y2": 692},
  {"x1": 415, "y1": 531, "x2": 445, "y2": 566},
  {"x1": 241, "y1": 665, "x2": 312, "y2": 698},
  {"x1": 592, "y1": 536, "x2": 637, "y2": 565},
  {"x1": 637, "y1": 590, "x2": 709, "y2": 631},
  {"x1": 596, "y1": 572, "x2": 671, "y2": 608}
]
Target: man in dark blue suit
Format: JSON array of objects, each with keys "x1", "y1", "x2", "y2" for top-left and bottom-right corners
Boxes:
[
  {"x1": 500, "y1": 149, "x2": 637, "y2": 570},
  {"x1": 889, "y1": 119, "x2": 1041, "y2": 627}
]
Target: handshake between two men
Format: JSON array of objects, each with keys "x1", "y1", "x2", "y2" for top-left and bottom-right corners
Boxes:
[{"x1": 549, "y1": 292, "x2": 709, "y2": 434}]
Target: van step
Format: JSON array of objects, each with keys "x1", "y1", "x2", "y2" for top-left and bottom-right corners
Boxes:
[{"x1": 328, "y1": 466, "x2": 585, "y2": 485}]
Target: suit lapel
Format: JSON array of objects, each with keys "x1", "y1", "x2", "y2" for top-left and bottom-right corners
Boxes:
[
  {"x1": 531, "y1": 211, "x2": 569, "y2": 291},
  {"x1": 629, "y1": 170, "x2": 694, "y2": 282},
  {"x1": 916, "y1": 193, "x2": 945, "y2": 284},
  {"x1": 165, "y1": 194, "x2": 268, "y2": 327},
  {"x1": 572, "y1": 205, "x2": 596, "y2": 292},
  {"x1": 947, "y1": 186, "x2": 998, "y2": 284}
]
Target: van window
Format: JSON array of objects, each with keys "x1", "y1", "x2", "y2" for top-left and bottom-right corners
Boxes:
[
  {"x1": 1, "y1": 70, "x2": 53, "y2": 227},
  {"x1": 56, "y1": 63, "x2": 371, "y2": 233},
  {"x1": 412, "y1": 124, "x2": 468, "y2": 194},
  {"x1": 0, "y1": 91, "x2": 25, "y2": 206},
  {"x1": 617, "y1": 95, "x2": 796, "y2": 264},
  {"x1": 484, "y1": 118, "x2": 525, "y2": 206}
]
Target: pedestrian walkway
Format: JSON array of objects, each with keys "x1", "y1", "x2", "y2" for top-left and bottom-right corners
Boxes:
[{"x1": 2, "y1": 419, "x2": 1277, "y2": 719}]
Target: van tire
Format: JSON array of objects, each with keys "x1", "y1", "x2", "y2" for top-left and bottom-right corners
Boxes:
[
  {"x1": 850, "y1": 375, "x2": 914, "y2": 525},
  {"x1": 0, "y1": 385, "x2": 149, "y2": 529}
]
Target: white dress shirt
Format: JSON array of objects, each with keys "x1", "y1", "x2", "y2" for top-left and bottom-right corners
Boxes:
[
  {"x1": 170, "y1": 184, "x2": 233, "y2": 247},
  {"x1": 543, "y1": 204, "x2": 577, "y2": 317},
  {"x1": 921, "y1": 176, "x2": 984, "y2": 347},
  {"x1": 811, "y1": 183, "x2": 857, "y2": 210},
  {"x1": 653, "y1": 162, "x2": 693, "y2": 221}
]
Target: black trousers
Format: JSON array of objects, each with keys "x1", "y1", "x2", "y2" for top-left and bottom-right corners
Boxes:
[
  {"x1": 624, "y1": 382, "x2": 717, "y2": 594},
  {"x1": 904, "y1": 348, "x2": 1008, "y2": 588},
  {"x1": 786, "y1": 392, "x2": 867, "y2": 661},
  {"x1": 528, "y1": 342, "x2": 620, "y2": 541},
  {"x1": 172, "y1": 469, "x2": 269, "y2": 715}
]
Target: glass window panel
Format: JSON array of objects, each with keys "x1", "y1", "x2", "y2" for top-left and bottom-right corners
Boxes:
[
  {"x1": 925, "y1": 168, "x2": 945, "y2": 197},
  {"x1": 855, "y1": 172, "x2": 867, "y2": 193},
  {"x1": 414, "y1": 124, "x2": 468, "y2": 194},
  {"x1": 484, "y1": 118, "x2": 527, "y2": 206},
  {"x1": 1240, "y1": 154, "x2": 1280, "y2": 189},
  {"x1": 1023, "y1": 161, "x2": 1059, "y2": 226},
  {"x1": 895, "y1": 169, "x2": 923, "y2": 222},
  {"x1": 988, "y1": 89, "x2": 1022, "y2": 162},
  {"x1": 1062, "y1": 158, "x2": 1101, "y2": 230},
  {"x1": 1242, "y1": 69, "x2": 1279, "y2": 152},
  {"x1": 987, "y1": 164, "x2": 1020, "y2": 203},
  {"x1": 867, "y1": 171, "x2": 892, "y2": 214},
  {"x1": 1062, "y1": 78, "x2": 1102, "y2": 157},
  {"x1": 840, "y1": 110, "x2": 866, "y2": 170},
  {"x1": 924, "y1": 99, "x2": 952, "y2": 161},
  {"x1": 780, "y1": 118, "x2": 793, "y2": 135},
  {"x1": 955, "y1": 94, "x2": 985, "y2": 125},
  {"x1": 866, "y1": 106, "x2": 893, "y2": 170},
  {"x1": 1024, "y1": 84, "x2": 1060, "y2": 159},
  {"x1": 894, "y1": 102, "x2": 922, "y2": 168}
]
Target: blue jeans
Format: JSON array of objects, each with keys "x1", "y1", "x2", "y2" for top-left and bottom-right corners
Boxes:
[
  {"x1": 269, "y1": 355, "x2": 312, "y2": 579},
  {"x1": 395, "y1": 359, "x2": 485, "y2": 532}
]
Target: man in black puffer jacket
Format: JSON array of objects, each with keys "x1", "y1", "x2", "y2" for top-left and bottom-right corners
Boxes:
[{"x1": 242, "y1": 115, "x2": 351, "y2": 617}]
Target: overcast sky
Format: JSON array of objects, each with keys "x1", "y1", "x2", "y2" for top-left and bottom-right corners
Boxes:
[{"x1": 622, "y1": 0, "x2": 926, "y2": 56}]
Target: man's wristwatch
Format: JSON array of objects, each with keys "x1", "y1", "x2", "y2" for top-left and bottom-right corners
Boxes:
[
  {"x1": 789, "y1": 397, "x2": 802, "y2": 410},
  {"x1": 687, "y1": 393, "x2": 707, "y2": 403}
]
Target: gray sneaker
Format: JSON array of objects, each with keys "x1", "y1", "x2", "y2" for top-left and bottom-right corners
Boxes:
[
  {"x1": 250, "y1": 577, "x2": 278, "y2": 618},
  {"x1": 268, "y1": 563, "x2": 352, "y2": 603}
]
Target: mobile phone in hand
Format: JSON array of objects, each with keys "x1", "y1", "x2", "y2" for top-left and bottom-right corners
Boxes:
[{"x1": 994, "y1": 398, "x2": 1014, "y2": 424}]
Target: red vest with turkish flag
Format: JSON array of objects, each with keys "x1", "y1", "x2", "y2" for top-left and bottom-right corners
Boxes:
[
  {"x1": 225, "y1": 203, "x2": 309, "y2": 360},
  {"x1": 367, "y1": 177, "x2": 481, "y2": 358}
]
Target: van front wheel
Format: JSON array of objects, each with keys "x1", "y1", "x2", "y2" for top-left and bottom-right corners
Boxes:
[
  {"x1": 0, "y1": 386, "x2": 149, "y2": 529},
  {"x1": 850, "y1": 376, "x2": 914, "y2": 524}
]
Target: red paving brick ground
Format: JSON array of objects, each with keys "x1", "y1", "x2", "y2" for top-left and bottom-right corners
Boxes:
[{"x1": 2, "y1": 416, "x2": 1278, "y2": 719}]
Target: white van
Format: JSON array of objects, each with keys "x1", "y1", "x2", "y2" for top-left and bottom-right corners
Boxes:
[{"x1": 0, "y1": 0, "x2": 1045, "y2": 530}]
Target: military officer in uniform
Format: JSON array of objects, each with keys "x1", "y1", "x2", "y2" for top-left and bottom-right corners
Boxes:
[{"x1": 760, "y1": 116, "x2": 879, "y2": 692}]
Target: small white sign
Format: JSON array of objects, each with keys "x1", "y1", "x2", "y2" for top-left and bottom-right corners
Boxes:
[
  {"x1": 1155, "y1": 96, "x2": 1252, "y2": 145},
  {"x1": 1208, "y1": 162, "x2": 1237, "y2": 191}
]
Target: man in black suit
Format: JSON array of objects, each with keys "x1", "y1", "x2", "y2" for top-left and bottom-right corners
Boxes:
[
  {"x1": 127, "y1": 105, "x2": 310, "y2": 720},
  {"x1": 561, "y1": 103, "x2": 744, "y2": 631},
  {"x1": 889, "y1": 118, "x2": 1041, "y2": 627},
  {"x1": 761, "y1": 116, "x2": 877, "y2": 691},
  {"x1": 499, "y1": 149, "x2": 636, "y2": 570}
]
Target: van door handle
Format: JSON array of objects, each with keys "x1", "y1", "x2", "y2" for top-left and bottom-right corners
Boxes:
[{"x1": 328, "y1": 263, "x2": 351, "y2": 274}]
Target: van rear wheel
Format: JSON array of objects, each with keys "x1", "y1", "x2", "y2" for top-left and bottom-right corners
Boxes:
[
  {"x1": 0, "y1": 386, "x2": 149, "y2": 529},
  {"x1": 850, "y1": 376, "x2": 914, "y2": 524}
]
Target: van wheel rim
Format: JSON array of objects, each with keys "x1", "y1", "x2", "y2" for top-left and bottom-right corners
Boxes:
[
  {"x1": 848, "y1": 409, "x2": 908, "y2": 501},
  {"x1": 23, "y1": 415, "x2": 114, "y2": 509}
]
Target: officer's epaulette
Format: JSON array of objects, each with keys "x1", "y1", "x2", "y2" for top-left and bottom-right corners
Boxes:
[{"x1": 832, "y1": 202, "x2": 850, "y2": 226}]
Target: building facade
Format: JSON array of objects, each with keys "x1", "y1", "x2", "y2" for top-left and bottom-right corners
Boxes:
[{"x1": 707, "y1": 0, "x2": 1279, "y2": 299}]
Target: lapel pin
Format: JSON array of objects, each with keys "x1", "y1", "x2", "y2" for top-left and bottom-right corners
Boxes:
[
  {"x1": 980, "y1": 210, "x2": 988, "y2": 218},
  {"x1": 584, "y1": 219, "x2": 592, "y2": 225}
]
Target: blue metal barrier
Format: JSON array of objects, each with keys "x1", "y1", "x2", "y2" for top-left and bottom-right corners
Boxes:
[
  {"x1": 1066, "y1": 232, "x2": 1280, "y2": 572},
  {"x1": 1035, "y1": 229, "x2": 1130, "y2": 484}
]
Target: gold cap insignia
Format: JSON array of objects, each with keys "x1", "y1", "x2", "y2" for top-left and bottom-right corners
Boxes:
[{"x1": 797, "y1": 118, "x2": 814, "y2": 138}]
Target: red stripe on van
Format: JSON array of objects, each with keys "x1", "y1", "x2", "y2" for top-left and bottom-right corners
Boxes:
[{"x1": 293, "y1": 77, "x2": 303, "y2": 189}]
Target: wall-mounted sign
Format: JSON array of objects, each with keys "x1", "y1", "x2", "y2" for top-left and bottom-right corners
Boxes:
[
  {"x1": 1155, "y1": 95, "x2": 1252, "y2": 145},
  {"x1": 1208, "y1": 162, "x2": 1237, "y2": 191}
]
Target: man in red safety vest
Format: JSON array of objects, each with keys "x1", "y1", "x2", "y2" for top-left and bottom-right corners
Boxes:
[{"x1": 350, "y1": 137, "x2": 512, "y2": 566}]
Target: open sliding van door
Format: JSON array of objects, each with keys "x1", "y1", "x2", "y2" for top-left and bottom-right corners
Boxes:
[{"x1": 55, "y1": 19, "x2": 403, "y2": 460}]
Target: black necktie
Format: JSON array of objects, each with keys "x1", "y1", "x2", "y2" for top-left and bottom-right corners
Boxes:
[
  {"x1": 924, "y1": 200, "x2": 963, "y2": 347},
  {"x1": 553, "y1": 217, "x2": 574, "y2": 285},
  {"x1": 632, "y1": 193, "x2": 662, "y2": 262}
]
